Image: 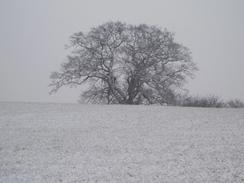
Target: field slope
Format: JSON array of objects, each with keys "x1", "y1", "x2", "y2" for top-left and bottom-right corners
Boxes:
[{"x1": 0, "y1": 102, "x2": 244, "y2": 182}]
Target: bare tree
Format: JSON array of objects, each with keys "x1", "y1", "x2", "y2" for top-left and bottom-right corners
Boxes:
[{"x1": 50, "y1": 22, "x2": 197, "y2": 104}]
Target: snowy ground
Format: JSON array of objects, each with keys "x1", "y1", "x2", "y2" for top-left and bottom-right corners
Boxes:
[{"x1": 0, "y1": 102, "x2": 244, "y2": 183}]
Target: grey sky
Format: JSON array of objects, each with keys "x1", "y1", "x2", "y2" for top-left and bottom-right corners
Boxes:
[{"x1": 0, "y1": 0, "x2": 244, "y2": 103}]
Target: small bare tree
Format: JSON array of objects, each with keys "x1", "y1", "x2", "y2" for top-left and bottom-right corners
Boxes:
[{"x1": 50, "y1": 22, "x2": 197, "y2": 104}]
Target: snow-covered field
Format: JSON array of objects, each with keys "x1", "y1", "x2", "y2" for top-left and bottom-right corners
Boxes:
[{"x1": 0, "y1": 102, "x2": 244, "y2": 183}]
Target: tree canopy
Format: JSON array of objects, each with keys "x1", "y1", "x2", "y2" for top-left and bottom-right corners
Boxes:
[{"x1": 50, "y1": 22, "x2": 197, "y2": 104}]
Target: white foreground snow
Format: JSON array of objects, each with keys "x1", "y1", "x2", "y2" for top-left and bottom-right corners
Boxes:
[{"x1": 0, "y1": 102, "x2": 244, "y2": 182}]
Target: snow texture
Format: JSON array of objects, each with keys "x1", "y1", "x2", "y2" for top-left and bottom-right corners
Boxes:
[{"x1": 0, "y1": 102, "x2": 244, "y2": 182}]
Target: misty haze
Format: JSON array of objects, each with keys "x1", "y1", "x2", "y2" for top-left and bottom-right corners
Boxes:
[{"x1": 0, "y1": 0, "x2": 244, "y2": 182}]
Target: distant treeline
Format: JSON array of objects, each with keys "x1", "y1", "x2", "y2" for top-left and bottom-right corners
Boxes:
[{"x1": 174, "y1": 95, "x2": 244, "y2": 108}]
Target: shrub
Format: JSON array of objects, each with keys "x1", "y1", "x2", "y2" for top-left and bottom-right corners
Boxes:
[
  {"x1": 227, "y1": 99, "x2": 244, "y2": 108},
  {"x1": 179, "y1": 95, "x2": 224, "y2": 108}
]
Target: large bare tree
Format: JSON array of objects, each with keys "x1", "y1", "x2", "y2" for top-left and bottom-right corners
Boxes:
[{"x1": 50, "y1": 22, "x2": 197, "y2": 104}]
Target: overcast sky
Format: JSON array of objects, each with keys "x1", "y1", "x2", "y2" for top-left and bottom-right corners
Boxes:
[{"x1": 0, "y1": 0, "x2": 244, "y2": 103}]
